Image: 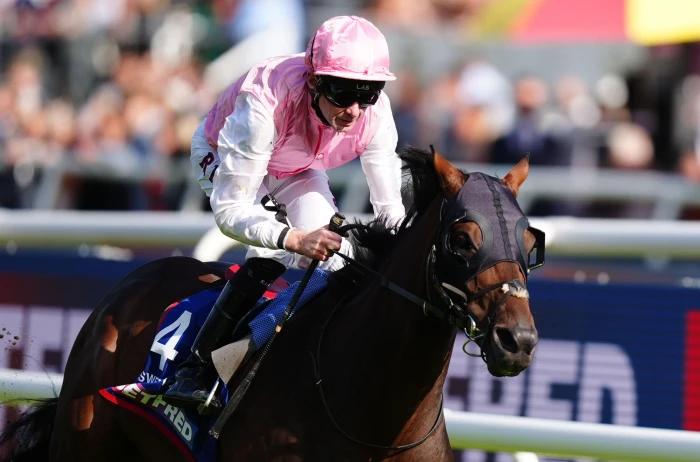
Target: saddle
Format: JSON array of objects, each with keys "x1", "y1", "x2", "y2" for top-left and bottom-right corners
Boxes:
[{"x1": 99, "y1": 265, "x2": 330, "y2": 461}]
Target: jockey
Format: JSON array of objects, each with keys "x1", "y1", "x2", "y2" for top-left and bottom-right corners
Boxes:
[{"x1": 163, "y1": 15, "x2": 405, "y2": 410}]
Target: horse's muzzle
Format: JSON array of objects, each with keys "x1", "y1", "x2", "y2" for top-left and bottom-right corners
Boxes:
[{"x1": 485, "y1": 324, "x2": 538, "y2": 377}]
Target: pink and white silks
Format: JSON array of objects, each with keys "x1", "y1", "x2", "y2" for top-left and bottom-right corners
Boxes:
[{"x1": 190, "y1": 50, "x2": 404, "y2": 271}]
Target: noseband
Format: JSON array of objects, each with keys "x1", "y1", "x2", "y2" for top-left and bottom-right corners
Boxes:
[{"x1": 426, "y1": 243, "x2": 529, "y2": 358}]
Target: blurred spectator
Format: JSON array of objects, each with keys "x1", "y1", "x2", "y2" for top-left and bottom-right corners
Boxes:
[
  {"x1": 203, "y1": 0, "x2": 305, "y2": 94},
  {"x1": 0, "y1": 48, "x2": 54, "y2": 207},
  {"x1": 679, "y1": 149, "x2": 700, "y2": 182},
  {"x1": 443, "y1": 60, "x2": 512, "y2": 162},
  {"x1": 489, "y1": 75, "x2": 572, "y2": 166},
  {"x1": 588, "y1": 121, "x2": 656, "y2": 218},
  {"x1": 488, "y1": 74, "x2": 577, "y2": 216},
  {"x1": 1, "y1": 1, "x2": 700, "y2": 220},
  {"x1": 552, "y1": 75, "x2": 600, "y2": 168},
  {"x1": 676, "y1": 74, "x2": 700, "y2": 183},
  {"x1": 391, "y1": 70, "x2": 423, "y2": 147},
  {"x1": 606, "y1": 122, "x2": 654, "y2": 171},
  {"x1": 678, "y1": 148, "x2": 700, "y2": 220},
  {"x1": 412, "y1": 65, "x2": 461, "y2": 154},
  {"x1": 595, "y1": 74, "x2": 631, "y2": 124}
]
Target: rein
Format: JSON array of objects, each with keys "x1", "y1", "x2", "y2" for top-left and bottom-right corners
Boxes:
[
  {"x1": 334, "y1": 222, "x2": 529, "y2": 344},
  {"x1": 331, "y1": 224, "x2": 484, "y2": 326},
  {"x1": 310, "y1": 288, "x2": 445, "y2": 453},
  {"x1": 332, "y1": 249, "x2": 443, "y2": 319},
  {"x1": 310, "y1": 235, "x2": 527, "y2": 452}
]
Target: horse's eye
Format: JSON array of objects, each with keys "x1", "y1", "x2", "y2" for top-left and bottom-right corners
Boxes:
[{"x1": 452, "y1": 233, "x2": 476, "y2": 252}]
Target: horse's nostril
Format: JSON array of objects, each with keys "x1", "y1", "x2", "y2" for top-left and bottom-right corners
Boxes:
[
  {"x1": 495, "y1": 327, "x2": 538, "y2": 355},
  {"x1": 495, "y1": 327, "x2": 518, "y2": 354}
]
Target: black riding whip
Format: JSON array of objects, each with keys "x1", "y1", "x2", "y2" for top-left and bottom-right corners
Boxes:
[{"x1": 209, "y1": 212, "x2": 345, "y2": 438}]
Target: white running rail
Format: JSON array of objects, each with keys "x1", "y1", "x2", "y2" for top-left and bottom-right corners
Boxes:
[
  {"x1": 2, "y1": 211, "x2": 699, "y2": 259},
  {"x1": 2, "y1": 368, "x2": 700, "y2": 461},
  {"x1": 0, "y1": 368, "x2": 63, "y2": 403}
]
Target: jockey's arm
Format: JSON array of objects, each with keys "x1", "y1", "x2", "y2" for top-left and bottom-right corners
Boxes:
[
  {"x1": 204, "y1": 93, "x2": 341, "y2": 261},
  {"x1": 191, "y1": 120, "x2": 218, "y2": 197},
  {"x1": 360, "y1": 95, "x2": 405, "y2": 227},
  {"x1": 208, "y1": 92, "x2": 289, "y2": 249}
]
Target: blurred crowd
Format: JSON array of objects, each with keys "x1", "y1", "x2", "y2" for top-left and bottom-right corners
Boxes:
[
  {"x1": 0, "y1": 0, "x2": 304, "y2": 210},
  {"x1": 2, "y1": 0, "x2": 700, "y2": 218}
]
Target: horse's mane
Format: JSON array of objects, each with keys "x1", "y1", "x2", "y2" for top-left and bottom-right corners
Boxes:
[
  {"x1": 0, "y1": 397, "x2": 57, "y2": 460},
  {"x1": 345, "y1": 146, "x2": 440, "y2": 269}
]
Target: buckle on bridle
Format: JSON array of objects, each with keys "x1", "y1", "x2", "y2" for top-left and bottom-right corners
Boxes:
[{"x1": 462, "y1": 317, "x2": 486, "y2": 358}]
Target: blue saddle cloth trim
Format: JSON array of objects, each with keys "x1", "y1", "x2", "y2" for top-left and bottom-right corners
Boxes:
[{"x1": 98, "y1": 269, "x2": 329, "y2": 462}]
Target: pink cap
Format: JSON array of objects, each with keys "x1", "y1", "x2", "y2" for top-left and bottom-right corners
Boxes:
[{"x1": 306, "y1": 16, "x2": 396, "y2": 82}]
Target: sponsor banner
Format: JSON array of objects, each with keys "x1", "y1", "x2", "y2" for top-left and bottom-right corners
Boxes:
[{"x1": 444, "y1": 280, "x2": 699, "y2": 461}]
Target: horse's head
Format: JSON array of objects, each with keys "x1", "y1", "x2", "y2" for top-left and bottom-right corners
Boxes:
[{"x1": 431, "y1": 153, "x2": 543, "y2": 377}]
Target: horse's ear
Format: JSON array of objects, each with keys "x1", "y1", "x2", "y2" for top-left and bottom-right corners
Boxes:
[
  {"x1": 502, "y1": 156, "x2": 529, "y2": 197},
  {"x1": 433, "y1": 150, "x2": 465, "y2": 199}
]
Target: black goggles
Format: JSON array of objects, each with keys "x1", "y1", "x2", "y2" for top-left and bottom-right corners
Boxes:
[{"x1": 317, "y1": 77, "x2": 385, "y2": 108}]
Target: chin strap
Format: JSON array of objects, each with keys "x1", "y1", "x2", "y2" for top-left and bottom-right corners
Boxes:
[{"x1": 311, "y1": 90, "x2": 332, "y2": 126}]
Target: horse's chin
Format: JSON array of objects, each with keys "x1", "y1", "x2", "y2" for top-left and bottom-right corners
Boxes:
[
  {"x1": 486, "y1": 362, "x2": 525, "y2": 377},
  {"x1": 483, "y1": 342, "x2": 534, "y2": 377}
]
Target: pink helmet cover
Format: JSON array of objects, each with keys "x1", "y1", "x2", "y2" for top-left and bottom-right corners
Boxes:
[{"x1": 306, "y1": 16, "x2": 396, "y2": 82}]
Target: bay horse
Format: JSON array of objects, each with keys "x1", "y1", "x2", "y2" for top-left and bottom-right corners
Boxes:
[{"x1": 1, "y1": 147, "x2": 541, "y2": 461}]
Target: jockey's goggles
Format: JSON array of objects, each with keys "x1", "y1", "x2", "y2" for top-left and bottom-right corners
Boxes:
[{"x1": 317, "y1": 76, "x2": 385, "y2": 108}]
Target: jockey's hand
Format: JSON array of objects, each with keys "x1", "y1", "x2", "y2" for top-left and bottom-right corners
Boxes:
[{"x1": 284, "y1": 227, "x2": 342, "y2": 262}]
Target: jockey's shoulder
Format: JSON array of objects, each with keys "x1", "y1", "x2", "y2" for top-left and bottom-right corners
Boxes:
[{"x1": 242, "y1": 54, "x2": 308, "y2": 99}]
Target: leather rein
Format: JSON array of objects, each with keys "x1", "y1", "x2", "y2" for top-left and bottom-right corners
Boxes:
[{"x1": 309, "y1": 221, "x2": 528, "y2": 453}]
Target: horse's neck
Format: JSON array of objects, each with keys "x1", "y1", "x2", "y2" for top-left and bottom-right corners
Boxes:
[
  {"x1": 334, "y1": 197, "x2": 456, "y2": 400},
  {"x1": 379, "y1": 197, "x2": 457, "y2": 373},
  {"x1": 313, "y1": 198, "x2": 455, "y2": 449}
]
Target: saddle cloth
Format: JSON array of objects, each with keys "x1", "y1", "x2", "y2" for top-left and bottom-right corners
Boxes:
[{"x1": 99, "y1": 268, "x2": 330, "y2": 462}]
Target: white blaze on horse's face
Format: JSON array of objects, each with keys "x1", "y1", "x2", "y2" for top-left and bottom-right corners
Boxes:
[{"x1": 434, "y1": 153, "x2": 539, "y2": 377}]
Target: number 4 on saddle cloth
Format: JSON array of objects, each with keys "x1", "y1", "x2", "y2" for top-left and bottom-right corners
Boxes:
[{"x1": 99, "y1": 264, "x2": 330, "y2": 462}]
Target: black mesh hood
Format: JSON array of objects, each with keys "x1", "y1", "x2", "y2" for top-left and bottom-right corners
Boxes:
[{"x1": 438, "y1": 172, "x2": 531, "y2": 287}]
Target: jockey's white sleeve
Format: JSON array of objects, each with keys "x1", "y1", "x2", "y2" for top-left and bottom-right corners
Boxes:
[
  {"x1": 360, "y1": 97, "x2": 405, "y2": 226},
  {"x1": 209, "y1": 92, "x2": 288, "y2": 250},
  {"x1": 191, "y1": 120, "x2": 217, "y2": 197}
]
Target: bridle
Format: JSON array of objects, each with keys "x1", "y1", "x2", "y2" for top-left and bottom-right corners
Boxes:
[
  {"x1": 310, "y1": 191, "x2": 539, "y2": 452},
  {"x1": 329, "y1": 220, "x2": 531, "y2": 359},
  {"x1": 258, "y1": 172, "x2": 544, "y2": 452},
  {"x1": 425, "y1": 243, "x2": 530, "y2": 358}
]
